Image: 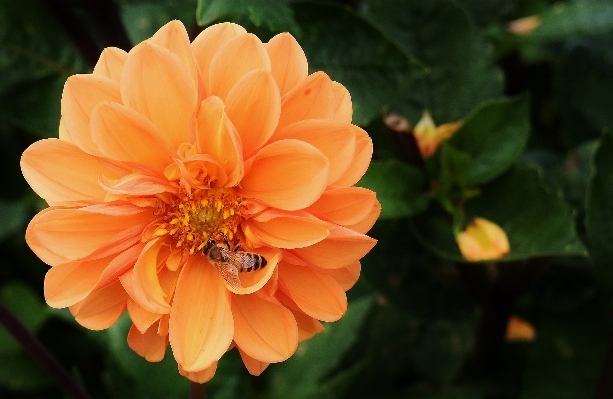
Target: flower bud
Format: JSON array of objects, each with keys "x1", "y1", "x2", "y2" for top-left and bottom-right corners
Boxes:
[
  {"x1": 455, "y1": 217, "x2": 510, "y2": 261},
  {"x1": 413, "y1": 111, "x2": 462, "y2": 158}
]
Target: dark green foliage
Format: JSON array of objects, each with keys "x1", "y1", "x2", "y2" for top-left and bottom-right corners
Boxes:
[{"x1": 1, "y1": 0, "x2": 613, "y2": 398}]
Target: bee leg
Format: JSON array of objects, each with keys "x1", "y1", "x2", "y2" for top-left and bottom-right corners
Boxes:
[{"x1": 218, "y1": 231, "x2": 231, "y2": 249}]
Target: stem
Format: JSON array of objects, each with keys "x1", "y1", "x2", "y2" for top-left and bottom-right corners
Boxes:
[
  {"x1": 593, "y1": 328, "x2": 613, "y2": 399},
  {"x1": 0, "y1": 302, "x2": 92, "y2": 399},
  {"x1": 190, "y1": 382, "x2": 206, "y2": 399}
]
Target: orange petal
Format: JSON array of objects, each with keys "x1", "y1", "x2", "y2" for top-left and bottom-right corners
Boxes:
[
  {"x1": 178, "y1": 361, "x2": 218, "y2": 383},
  {"x1": 331, "y1": 82, "x2": 352, "y2": 123},
  {"x1": 131, "y1": 238, "x2": 173, "y2": 314},
  {"x1": 208, "y1": 34, "x2": 271, "y2": 101},
  {"x1": 290, "y1": 227, "x2": 376, "y2": 270},
  {"x1": 191, "y1": 22, "x2": 247, "y2": 96},
  {"x1": 225, "y1": 69, "x2": 281, "y2": 158},
  {"x1": 44, "y1": 243, "x2": 142, "y2": 308},
  {"x1": 21, "y1": 139, "x2": 124, "y2": 205},
  {"x1": 265, "y1": 32, "x2": 308, "y2": 97},
  {"x1": 149, "y1": 20, "x2": 200, "y2": 92},
  {"x1": 195, "y1": 96, "x2": 243, "y2": 186},
  {"x1": 232, "y1": 293, "x2": 298, "y2": 363},
  {"x1": 505, "y1": 315, "x2": 536, "y2": 342},
  {"x1": 26, "y1": 206, "x2": 153, "y2": 266},
  {"x1": 344, "y1": 200, "x2": 381, "y2": 234},
  {"x1": 61, "y1": 74, "x2": 122, "y2": 155},
  {"x1": 278, "y1": 262, "x2": 347, "y2": 322},
  {"x1": 272, "y1": 119, "x2": 356, "y2": 184},
  {"x1": 93, "y1": 47, "x2": 128, "y2": 83},
  {"x1": 224, "y1": 248, "x2": 282, "y2": 296},
  {"x1": 99, "y1": 172, "x2": 175, "y2": 196},
  {"x1": 121, "y1": 42, "x2": 197, "y2": 148},
  {"x1": 127, "y1": 322, "x2": 168, "y2": 362},
  {"x1": 90, "y1": 102, "x2": 174, "y2": 171},
  {"x1": 69, "y1": 281, "x2": 128, "y2": 330},
  {"x1": 291, "y1": 307, "x2": 325, "y2": 342},
  {"x1": 332, "y1": 126, "x2": 373, "y2": 187},
  {"x1": 306, "y1": 187, "x2": 377, "y2": 226},
  {"x1": 238, "y1": 139, "x2": 329, "y2": 211},
  {"x1": 238, "y1": 347, "x2": 270, "y2": 376},
  {"x1": 127, "y1": 297, "x2": 161, "y2": 334},
  {"x1": 276, "y1": 72, "x2": 335, "y2": 131},
  {"x1": 321, "y1": 261, "x2": 361, "y2": 291},
  {"x1": 246, "y1": 210, "x2": 330, "y2": 249},
  {"x1": 169, "y1": 256, "x2": 233, "y2": 372}
]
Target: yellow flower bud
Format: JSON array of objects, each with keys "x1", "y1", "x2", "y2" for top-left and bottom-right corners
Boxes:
[
  {"x1": 413, "y1": 111, "x2": 462, "y2": 158},
  {"x1": 455, "y1": 217, "x2": 510, "y2": 261},
  {"x1": 505, "y1": 315, "x2": 536, "y2": 343}
]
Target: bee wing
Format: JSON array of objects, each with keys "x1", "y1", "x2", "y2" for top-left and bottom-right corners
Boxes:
[{"x1": 212, "y1": 261, "x2": 242, "y2": 289}]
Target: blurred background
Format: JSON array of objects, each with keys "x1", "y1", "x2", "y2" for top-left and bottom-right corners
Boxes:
[{"x1": 2, "y1": 0, "x2": 613, "y2": 398}]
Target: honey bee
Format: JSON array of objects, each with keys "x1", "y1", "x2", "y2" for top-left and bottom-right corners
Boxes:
[{"x1": 203, "y1": 232, "x2": 267, "y2": 288}]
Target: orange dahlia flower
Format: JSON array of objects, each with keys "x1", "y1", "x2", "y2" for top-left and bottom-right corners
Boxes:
[{"x1": 20, "y1": 21, "x2": 379, "y2": 382}]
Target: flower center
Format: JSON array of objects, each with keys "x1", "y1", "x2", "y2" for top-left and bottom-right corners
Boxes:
[{"x1": 160, "y1": 188, "x2": 242, "y2": 255}]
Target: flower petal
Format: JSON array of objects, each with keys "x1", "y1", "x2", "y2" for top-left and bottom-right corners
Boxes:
[
  {"x1": 306, "y1": 187, "x2": 377, "y2": 226},
  {"x1": 131, "y1": 238, "x2": 173, "y2": 314},
  {"x1": 278, "y1": 262, "x2": 347, "y2": 322},
  {"x1": 238, "y1": 348, "x2": 269, "y2": 376},
  {"x1": 331, "y1": 82, "x2": 352, "y2": 123},
  {"x1": 343, "y1": 200, "x2": 381, "y2": 234},
  {"x1": 178, "y1": 361, "x2": 218, "y2": 383},
  {"x1": 191, "y1": 22, "x2": 247, "y2": 96},
  {"x1": 225, "y1": 69, "x2": 281, "y2": 158},
  {"x1": 276, "y1": 72, "x2": 335, "y2": 131},
  {"x1": 61, "y1": 74, "x2": 122, "y2": 155},
  {"x1": 21, "y1": 139, "x2": 126, "y2": 205},
  {"x1": 44, "y1": 243, "x2": 143, "y2": 308},
  {"x1": 69, "y1": 281, "x2": 128, "y2": 330},
  {"x1": 246, "y1": 210, "x2": 330, "y2": 249},
  {"x1": 332, "y1": 126, "x2": 373, "y2": 187},
  {"x1": 93, "y1": 47, "x2": 128, "y2": 83},
  {"x1": 265, "y1": 32, "x2": 308, "y2": 97},
  {"x1": 290, "y1": 227, "x2": 376, "y2": 269},
  {"x1": 121, "y1": 41, "x2": 197, "y2": 148},
  {"x1": 321, "y1": 261, "x2": 361, "y2": 291},
  {"x1": 127, "y1": 322, "x2": 168, "y2": 362},
  {"x1": 232, "y1": 293, "x2": 298, "y2": 363},
  {"x1": 90, "y1": 102, "x2": 174, "y2": 171},
  {"x1": 224, "y1": 247, "x2": 282, "y2": 296},
  {"x1": 99, "y1": 172, "x2": 175, "y2": 196},
  {"x1": 26, "y1": 206, "x2": 153, "y2": 266},
  {"x1": 208, "y1": 33, "x2": 271, "y2": 101},
  {"x1": 127, "y1": 297, "x2": 161, "y2": 334},
  {"x1": 195, "y1": 96, "x2": 243, "y2": 186},
  {"x1": 169, "y1": 256, "x2": 233, "y2": 372},
  {"x1": 273, "y1": 119, "x2": 356, "y2": 184},
  {"x1": 150, "y1": 20, "x2": 200, "y2": 91},
  {"x1": 238, "y1": 139, "x2": 329, "y2": 211}
]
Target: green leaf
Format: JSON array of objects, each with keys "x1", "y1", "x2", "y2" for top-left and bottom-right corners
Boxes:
[
  {"x1": 0, "y1": 351, "x2": 52, "y2": 391},
  {"x1": 358, "y1": 159, "x2": 428, "y2": 219},
  {"x1": 524, "y1": 2, "x2": 613, "y2": 43},
  {"x1": 585, "y1": 132, "x2": 613, "y2": 290},
  {"x1": 0, "y1": 0, "x2": 86, "y2": 138},
  {"x1": 120, "y1": 0, "x2": 198, "y2": 45},
  {"x1": 411, "y1": 320, "x2": 475, "y2": 385},
  {"x1": 107, "y1": 314, "x2": 188, "y2": 399},
  {"x1": 196, "y1": 0, "x2": 299, "y2": 34},
  {"x1": 521, "y1": 299, "x2": 611, "y2": 399},
  {"x1": 269, "y1": 296, "x2": 373, "y2": 399},
  {"x1": 448, "y1": 96, "x2": 530, "y2": 186},
  {"x1": 0, "y1": 199, "x2": 27, "y2": 242},
  {"x1": 0, "y1": 283, "x2": 50, "y2": 355},
  {"x1": 413, "y1": 165, "x2": 586, "y2": 262},
  {"x1": 358, "y1": 0, "x2": 503, "y2": 123},
  {"x1": 294, "y1": 3, "x2": 415, "y2": 126}
]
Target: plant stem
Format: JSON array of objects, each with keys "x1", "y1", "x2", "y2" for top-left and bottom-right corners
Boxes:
[
  {"x1": 190, "y1": 382, "x2": 206, "y2": 399},
  {"x1": 0, "y1": 302, "x2": 92, "y2": 399}
]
